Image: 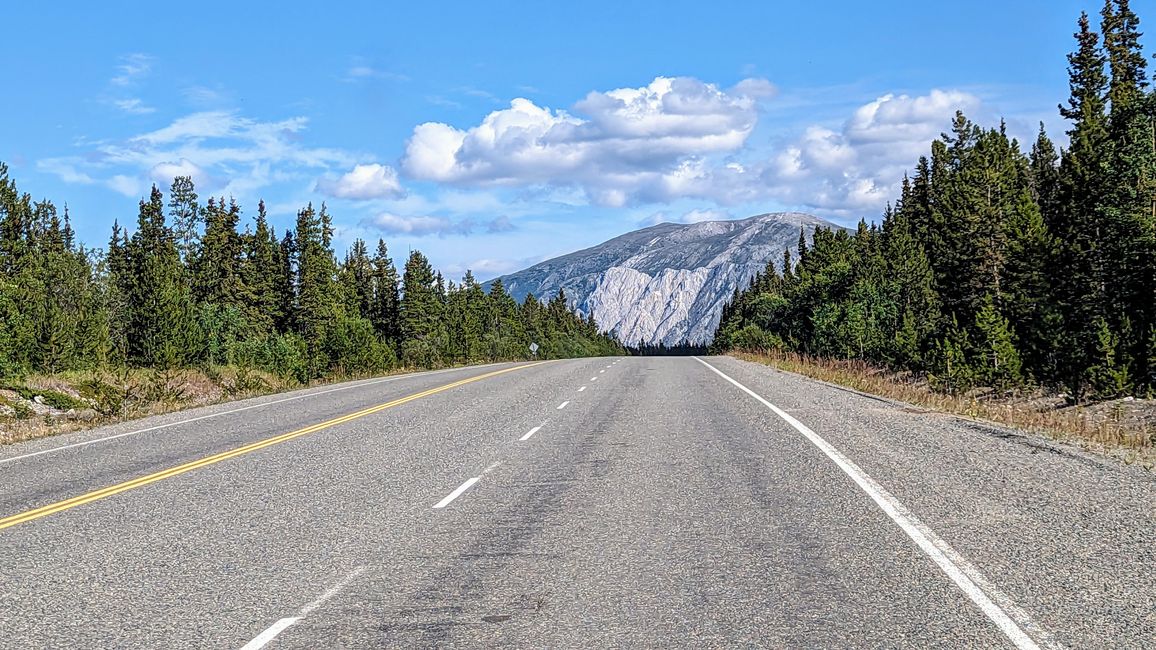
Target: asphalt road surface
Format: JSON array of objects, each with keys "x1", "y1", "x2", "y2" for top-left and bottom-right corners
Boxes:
[{"x1": 1, "y1": 356, "x2": 1152, "y2": 649}]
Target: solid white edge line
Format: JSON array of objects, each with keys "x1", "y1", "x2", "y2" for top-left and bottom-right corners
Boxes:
[
  {"x1": 239, "y1": 617, "x2": 301, "y2": 650},
  {"x1": 1, "y1": 364, "x2": 504, "y2": 466},
  {"x1": 433, "y1": 476, "x2": 481, "y2": 509},
  {"x1": 520, "y1": 426, "x2": 543, "y2": 441},
  {"x1": 557, "y1": 401, "x2": 569, "y2": 410},
  {"x1": 692, "y1": 357, "x2": 1059, "y2": 650}
]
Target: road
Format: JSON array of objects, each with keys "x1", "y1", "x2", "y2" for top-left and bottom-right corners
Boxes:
[{"x1": 0, "y1": 356, "x2": 1152, "y2": 649}]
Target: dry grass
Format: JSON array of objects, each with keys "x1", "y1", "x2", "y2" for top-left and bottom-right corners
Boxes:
[
  {"x1": 0, "y1": 364, "x2": 441, "y2": 447},
  {"x1": 733, "y1": 350, "x2": 1156, "y2": 469}
]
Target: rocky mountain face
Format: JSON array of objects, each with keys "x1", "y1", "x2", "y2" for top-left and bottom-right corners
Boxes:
[{"x1": 489, "y1": 212, "x2": 845, "y2": 346}]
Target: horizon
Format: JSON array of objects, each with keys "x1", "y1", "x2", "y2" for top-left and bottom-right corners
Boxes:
[{"x1": 2, "y1": 1, "x2": 1099, "y2": 281}]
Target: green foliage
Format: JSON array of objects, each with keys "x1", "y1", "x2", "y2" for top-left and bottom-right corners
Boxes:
[
  {"x1": 0, "y1": 163, "x2": 621, "y2": 401},
  {"x1": 322, "y1": 316, "x2": 397, "y2": 375},
  {"x1": 712, "y1": 4, "x2": 1156, "y2": 404},
  {"x1": 229, "y1": 333, "x2": 310, "y2": 384},
  {"x1": 930, "y1": 320, "x2": 977, "y2": 395},
  {"x1": 729, "y1": 324, "x2": 783, "y2": 351},
  {"x1": 1088, "y1": 317, "x2": 1132, "y2": 398},
  {"x1": 973, "y1": 298, "x2": 1023, "y2": 390}
]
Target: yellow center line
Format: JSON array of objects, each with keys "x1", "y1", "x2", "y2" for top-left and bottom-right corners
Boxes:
[{"x1": 0, "y1": 362, "x2": 548, "y2": 532}]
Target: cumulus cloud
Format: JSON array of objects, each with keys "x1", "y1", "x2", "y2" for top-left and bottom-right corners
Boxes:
[
  {"x1": 400, "y1": 79, "x2": 984, "y2": 216},
  {"x1": 317, "y1": 163, "x2": 404, "y2": 200},
  {"x1": 763, "y1": 89, "x2": 982, "y2": 214},
  {"x1": 365, "y1": 213, "x2": 515, "y2": 237},
  {"x1": 402, "y1": 76, "x2": 767, "y2": 206}
]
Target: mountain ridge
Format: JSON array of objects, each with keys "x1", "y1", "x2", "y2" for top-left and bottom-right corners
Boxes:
[{"x1": 488, "y1": 212, "x2": 847, "y2": 346}]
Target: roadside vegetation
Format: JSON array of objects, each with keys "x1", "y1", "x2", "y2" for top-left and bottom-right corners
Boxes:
[
  {"x1": 733, "y1": 351, "x2": 1154, "y2": 468},
  {"x1": 0, "y1": 166, "x2": 621, "y2": 445},
  {"x1": 714, "y1": 3, "x2": 1156, "y2": 466}
]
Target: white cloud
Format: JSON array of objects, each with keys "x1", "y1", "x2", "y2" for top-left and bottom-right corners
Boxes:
[
  {"x1": 112, "y1": 98, "x2": 155, "y2": 115},
  {"x1": 317, "y1": 163, "x2": 404, "y2": 200},
  {"x1": 401, "y1": 80, "x2": 986, "y2": 216},
  {"x1": 343, "y1": 62, "x2": 408, "y2": 82},
  {"x1": 107, "y1": 174, "x2": 143, "y2": 197},
  {"x1": 641, "y1": 208, "x2": 731, "y2": 226},
  {"x1": 731, "y1": 78, "x2": 778, "y2": 99},
  {"x1": 111, "y1": 53, "x2": 152, "y2": 86},
  {"x1": 148, "y1": 159, "x2": 209, "y2": 187},
  {"x1": 40, "y1": 110, "x2": 357, "y2": 200},
  {"x1": 402, "y1": 76, "x2": 765, "y2": 206},
  {"x1": 365, "y1": 213, "x2": 514, "y2": 237},
  {"x1": 183, "y1": 85, "x2": 229, "y2": 106},
  {"x1": 762, "y1": 89, "x2": 982, "y2": 214}
]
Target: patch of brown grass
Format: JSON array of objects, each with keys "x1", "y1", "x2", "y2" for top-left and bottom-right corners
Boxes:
[
  {"x1": 0, "y1": 361, "x2": 494, "y2": 448},
  {"x1": 733, "y1": 350, "x2": 1155, "y2": 468}
]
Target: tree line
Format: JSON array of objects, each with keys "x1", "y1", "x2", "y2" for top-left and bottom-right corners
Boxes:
[
  {"x1": 714, "y1": 1, "x2": 1156, "y2": 402},
  {"x1": 0, "y1": 172, "x2": 621, "y2": 382}
]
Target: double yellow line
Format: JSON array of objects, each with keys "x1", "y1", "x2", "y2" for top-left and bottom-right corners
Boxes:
[{"x1": 0, "y1": 362, "x2": 546, "y2": 532}]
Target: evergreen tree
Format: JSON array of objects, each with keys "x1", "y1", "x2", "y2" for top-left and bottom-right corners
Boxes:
[
  {"x1": 193, "y1": 197, "x2": 244, "y2": 307},
  {"x1": 399, "y1": 250, "x2": 443, "y2": 365},
  {"x1": 369, "y1": 239, "x2": 401, "y2": 344},
  {"x1": 241, "y1": 201, "x2": 280, "y2": 334},
  {"x1": 294, "y1": 203, "x2": 342, "y2": 375},
  {"x1": 1054, "y1": 12, "x2": 1112, "y2": 399},
  {"x1": 125, "y1": 186, "x2": 200, "y2": 368},
  {"x1": 168, "y1": 176, "x2": 200, "y2": 264}
]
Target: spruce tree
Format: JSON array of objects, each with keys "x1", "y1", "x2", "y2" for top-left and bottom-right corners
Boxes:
[
  {"x1": 241, "y1": 201, "x2": 280, "y2": 334},
  {"x1": 399, "y1": 250, "x2": 443, "y2": 365},
  {"x1": 125, "y1": 186, "x2": 201, "y2": 368},
  {"x1": 168, "y1": 176, "x2": 200, "y2": 264},
  {"x1": 369, "y1": 240, "x2": 400, "y2": 344},
  {"x1": 1054, "y1": 12, "x2": 1112, "y2": 399}
]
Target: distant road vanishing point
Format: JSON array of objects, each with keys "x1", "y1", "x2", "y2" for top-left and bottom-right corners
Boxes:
[{"x1": 1, "y1": 357, "x2": 1152, "y2": 648}]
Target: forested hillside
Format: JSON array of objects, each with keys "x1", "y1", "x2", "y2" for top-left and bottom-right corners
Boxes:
[
  {"x1": 715, "y1": 2, "x2": 1156, "y2": 402},
  {"x1": 0, "y1": 171, "x2": 621, "y2": 384}
]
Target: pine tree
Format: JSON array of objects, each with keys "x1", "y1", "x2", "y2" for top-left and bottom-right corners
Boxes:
[
  {"x1": 241, "y1": 201, "x2": 280, "y2": 334},
  {"x1": 974, "y1": 296, "x2": 1023, "y2": 391},
  {"x1": 399, "y1": 249, "x2": 442, "y2": 365},
  {"x1": 1100, "y1": 0, "x2": 1156, "y2": 390},
  {"x1": 369, "y1": 240, "x2": 400, "y2": 344},
  {"x1": 193, "y1": 197, "x2": 244, "y2": 307},
  {"x1": 168, "y1": 176, "x2": 200, "y2": 264},
  {"x1": 1054, "y1": 12, "x2": 1112, "y2": 399},
  {"x1": 1029, "y1": 124, "x2": 1062, "y2": 230},
  {"x1": 125, "y1": 186, "x2": 201, "y2": 368},
  {"x1": 294, "y1": 203, "x2": 342, "y2": 375},
  {"x1": 339, "y1": 238, "x2": 373, "y2": 319}
]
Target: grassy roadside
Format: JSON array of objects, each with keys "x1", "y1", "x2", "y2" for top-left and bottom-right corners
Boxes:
[
  {"x1": 732, "y1": 350, "x2": 1155, "y2": 469},
  {"x1": 0, "y1": 362, "x2": 502, "y2": 447}
]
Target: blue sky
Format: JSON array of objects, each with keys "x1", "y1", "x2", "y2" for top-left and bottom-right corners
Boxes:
[{"x1": 1, "y1": 1, "x2": 1103, "y2": 279}]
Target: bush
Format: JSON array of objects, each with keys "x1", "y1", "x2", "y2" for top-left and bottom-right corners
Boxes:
[
  {"x1": 228, "y1": 333, "x2": 310, "y2": 383},
  {"x1": 322, "y1": 316, "x2": 396, "y2": 375},
  {"x1": 730, "y1": 324, "x2": 783, "y2": 352}
]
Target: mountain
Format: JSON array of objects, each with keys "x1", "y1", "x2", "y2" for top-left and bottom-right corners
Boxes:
[{"x1": 489, "y1": 212, "x2": 846, "y2": 346}]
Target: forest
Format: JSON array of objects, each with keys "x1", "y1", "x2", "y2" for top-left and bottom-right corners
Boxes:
[
  {"x1": 0, "y1": 173, "x2": 621, "y2": 384},
  {"x1": 714, "y1": 1, "x2": 1156, "y2": 402}
]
